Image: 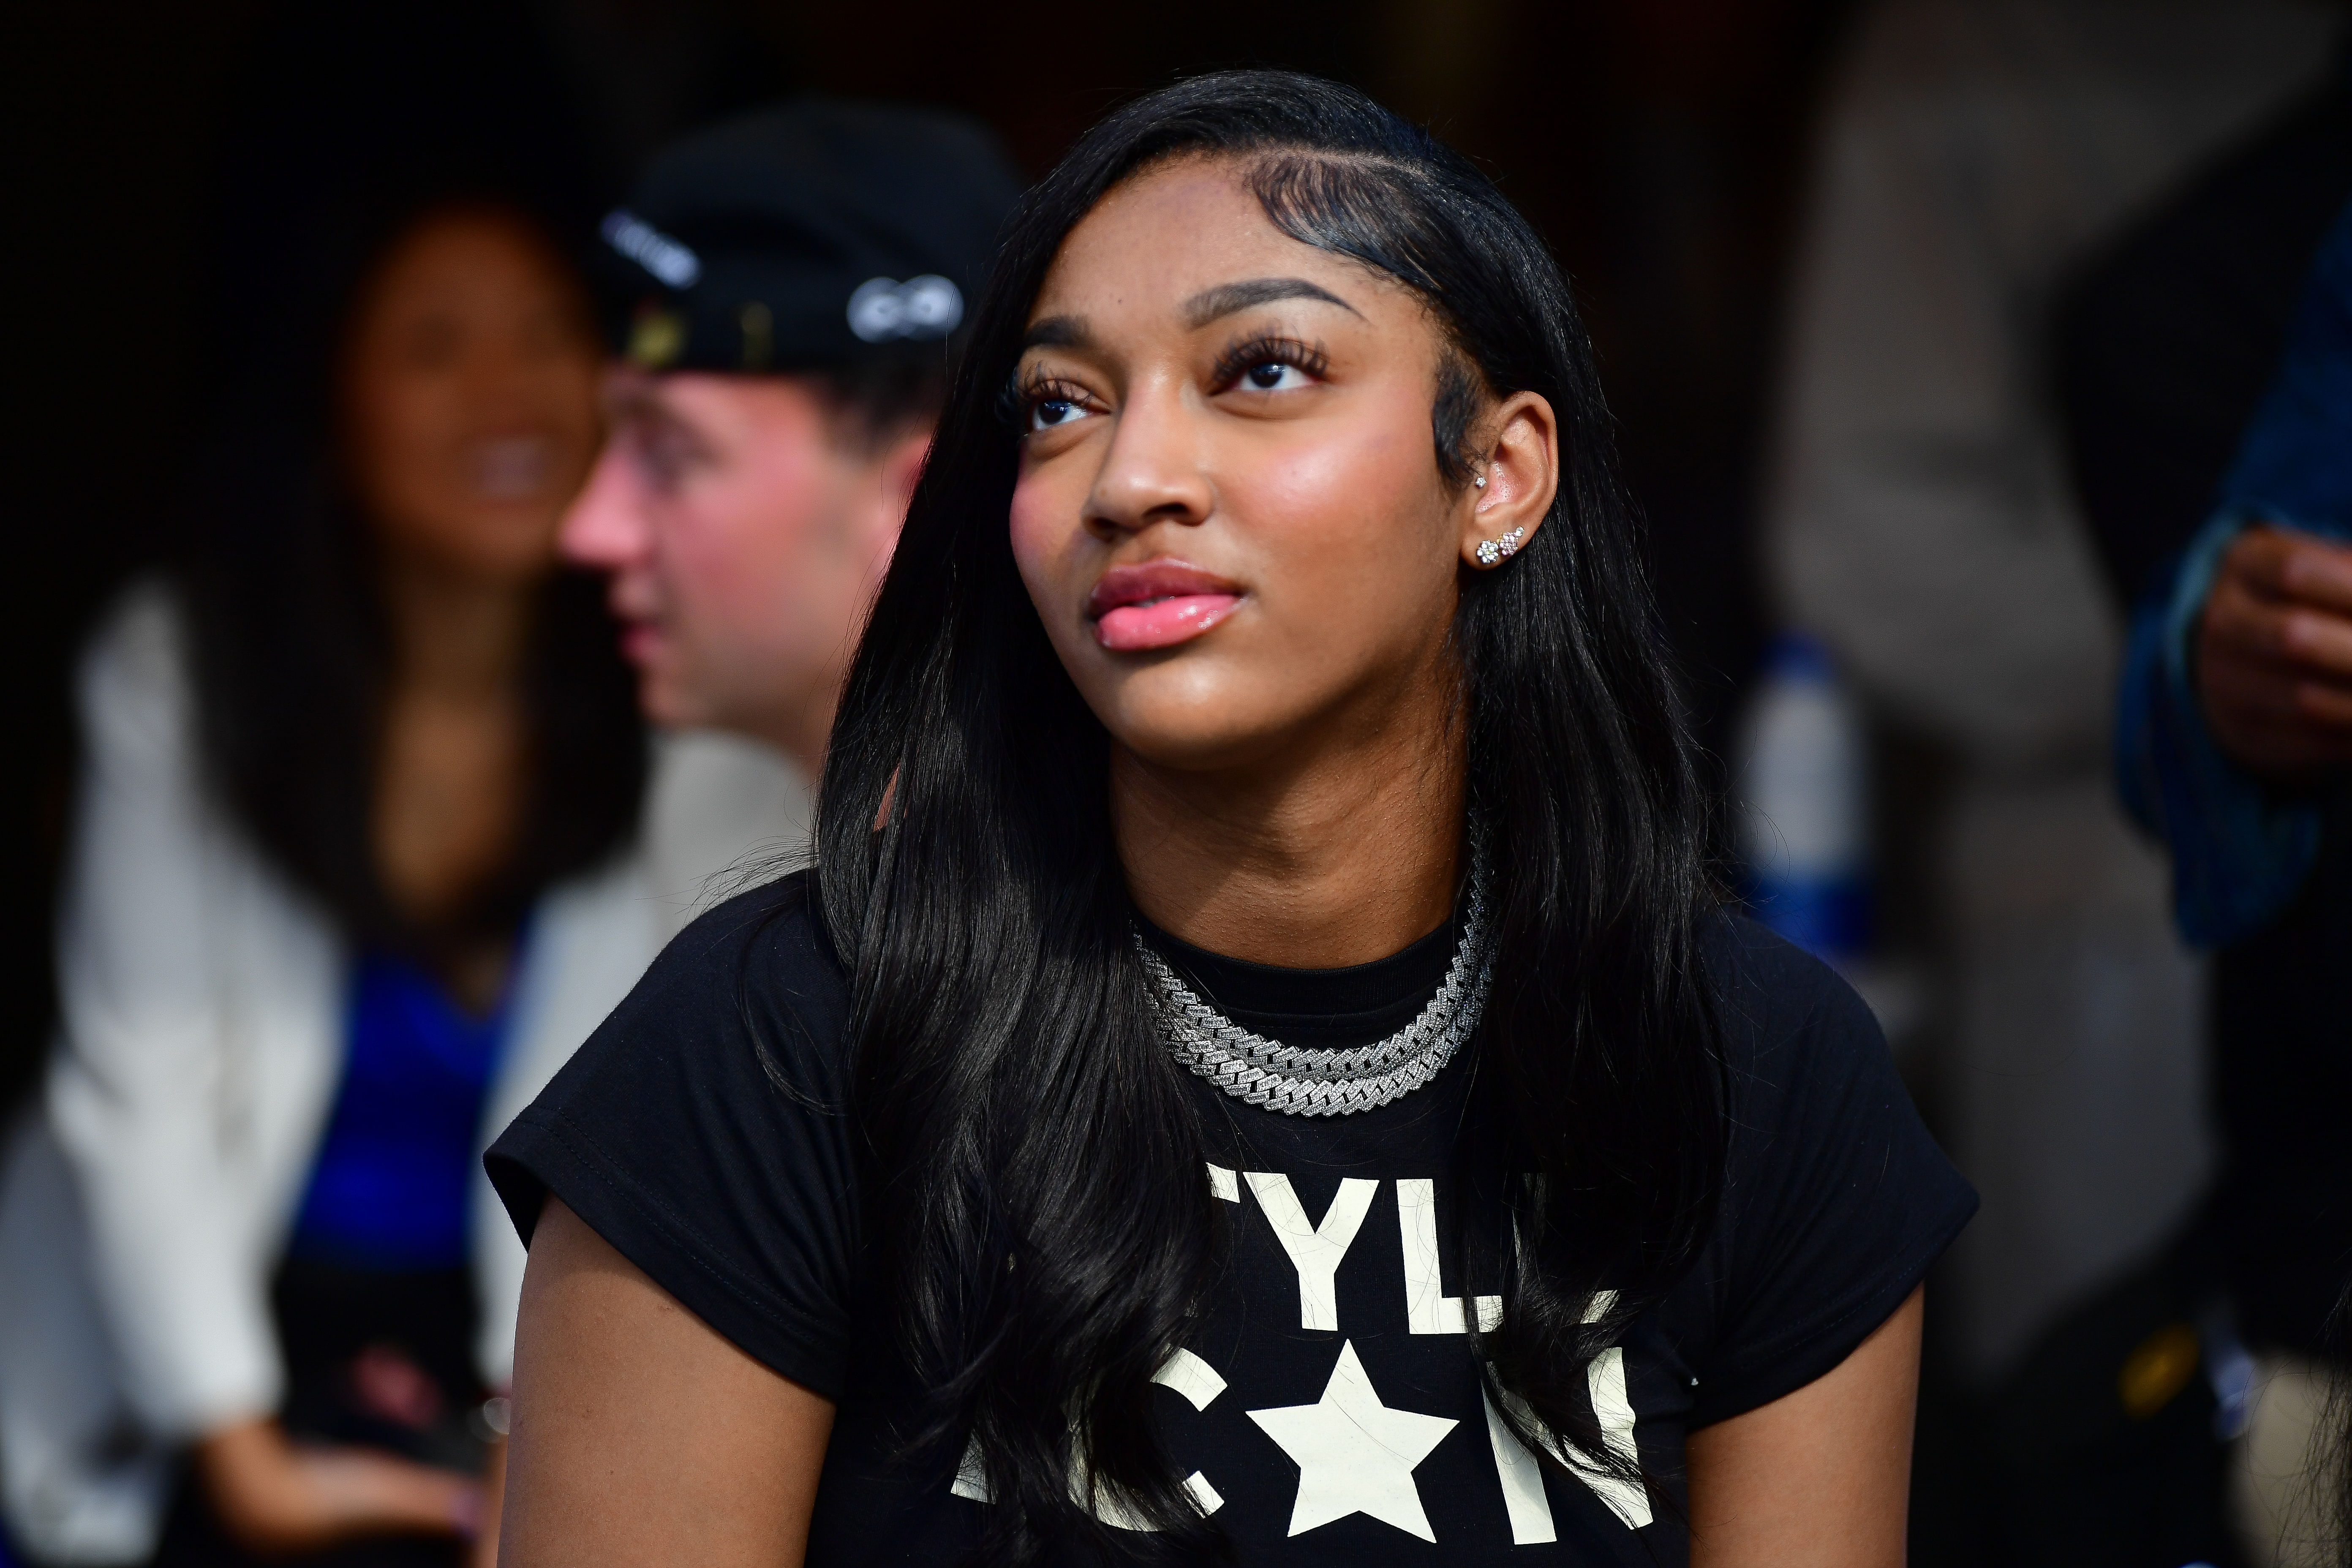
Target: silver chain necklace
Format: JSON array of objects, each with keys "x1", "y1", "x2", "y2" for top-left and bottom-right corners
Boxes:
[{"x1": 1136, "y1": 829, "x2": 1495, "y2": 1117}]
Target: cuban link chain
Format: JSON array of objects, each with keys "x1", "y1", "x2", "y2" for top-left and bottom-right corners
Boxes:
[{"x1": 1136, "y1": 827, "x2": 1494, "y2": 1116}]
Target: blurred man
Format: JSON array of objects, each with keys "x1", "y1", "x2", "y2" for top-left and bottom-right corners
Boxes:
[{"x1": 564, "y1": 101, "x2": 1022, "y2": 848}]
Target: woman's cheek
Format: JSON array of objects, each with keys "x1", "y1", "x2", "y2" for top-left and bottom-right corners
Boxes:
[
  {"x1": 383, "y1": 374, "x2": 464, "y2": 493},
  {"x1": 1243, "y1": 420, "x2": 1421, "y2": 562},
  {"x1": 1006, "y1": 472, "x2": 1075, "y2": 601},
  {"x1": 540, "y1": 359, "x2": 604, "y2": 485},
  {"x1": 1250, "y1": 444, "x2": 1354, "y2": 546},
  {"x1": 351, "y1": 387, "x2": 440, "y2": 525}
]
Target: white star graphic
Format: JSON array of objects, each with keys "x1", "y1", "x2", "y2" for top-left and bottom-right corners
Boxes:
[{"x1": 1246, "y1": 1340, "x2": 1460, "y2": 1541}]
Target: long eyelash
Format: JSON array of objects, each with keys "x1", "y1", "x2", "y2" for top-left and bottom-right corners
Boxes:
[
  {"x1": 997, "y1": 370, "x2": 1089, "y2": 430},
  {"x1": 994, "y1": 372, "x2": 1037, "y2": 430},
  {"x1": 1211, "y1": 333, "x2": 1330, "y2": 389}
]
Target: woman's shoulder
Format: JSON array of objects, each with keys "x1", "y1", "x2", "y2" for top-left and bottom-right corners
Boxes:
[
  {"x1": 1690, "y1": 905, "x2": 1963, "y2": 1243},
  {"x1": 1697, "y1": 906, "x2": 1886, "y2": 1089},
  {"x1": 488, "y1": 869, "x2": 868, "y2": 1397},
  {"x1": 1671, "y1": 906, "x2": 1973, "y2": 1424},
  {"x1": 505, "y1": 868, "x2": 852, "y2": 1167},
  {"x1": 602, "y1": 868, "x2": 851, "y2": 1073},
  {"x1": 82, "y1": 577, "x2": 186, "y2": 664},
  {"x1": 75, "y1": 577, "x2": 194, "y2": 734}
]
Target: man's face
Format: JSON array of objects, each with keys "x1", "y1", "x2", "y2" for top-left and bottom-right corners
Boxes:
[{"x1": 563, "y1": 368, "x2": 922, "y2": 745}]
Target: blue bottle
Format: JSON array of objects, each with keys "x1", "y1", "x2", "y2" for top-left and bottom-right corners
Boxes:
[{"x1": 1735, "y1": 632, "x2": 1871, "y2": 962}]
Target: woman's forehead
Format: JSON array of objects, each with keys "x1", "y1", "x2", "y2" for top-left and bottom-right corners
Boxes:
[
  {"x1": 362, "y1": 215, "x2": 566, "y2": 321},
  {"x1": 1028, "y1": 160, "x2": 1369, "y2": 327}
]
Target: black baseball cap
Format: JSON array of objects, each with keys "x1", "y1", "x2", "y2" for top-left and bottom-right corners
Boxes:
[{"x1": 595, "y1": 99, "x2": 1024, "y2": 375}]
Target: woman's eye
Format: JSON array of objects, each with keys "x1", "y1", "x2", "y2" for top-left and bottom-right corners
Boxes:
[
  {"x1": 1030, "y1": 395, "x2": 1087, "y2": 432},
  {"x1": 1240, "y1": 360, "x2": 1310, "y2": 392}
]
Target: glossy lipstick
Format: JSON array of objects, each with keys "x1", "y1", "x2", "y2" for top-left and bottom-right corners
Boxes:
[{"x1": 1086, "y1": 561, "x2": 1242, "y2": 652}]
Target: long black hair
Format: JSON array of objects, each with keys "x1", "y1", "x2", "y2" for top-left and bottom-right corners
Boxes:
[
  {"x1": 816, "y1": 70, "x2": 1725, "y2": 1559},
  {"x1": 180, "y1": 183, "x2": 645, "y2": 964}
]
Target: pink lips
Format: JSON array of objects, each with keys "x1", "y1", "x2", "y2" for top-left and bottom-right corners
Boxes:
[{"x1": 1086, "y1": 561, "x2": 1243, "y2": 651}]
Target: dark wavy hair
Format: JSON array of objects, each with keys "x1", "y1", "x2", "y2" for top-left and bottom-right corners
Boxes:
[
  {"x1": 815, "y1": 70, "x2": 1725, "y2": 1560},
  {"x1": 180, "y1": 187, "x2": 645, "y2": 962}
]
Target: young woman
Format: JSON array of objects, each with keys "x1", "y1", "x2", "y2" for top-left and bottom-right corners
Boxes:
[
  {"x1": 489, "y1": 73, "x2": 1975, "y2": 1566},
  {"x1": 0, "y1": 196, "x2": 651, "y2": 1567}
]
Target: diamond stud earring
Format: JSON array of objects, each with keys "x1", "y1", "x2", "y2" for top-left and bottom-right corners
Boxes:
[
  {"x1": 1473, "y1": 474, "x2": 1488, "y2": 489},
  {"x1": 1474, "y1": 526, "x2": 1527, "y2": 567}
]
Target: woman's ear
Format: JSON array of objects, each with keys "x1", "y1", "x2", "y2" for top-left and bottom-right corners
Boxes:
[{"x1": 1458, "y1": 390, "x2": 1560, "y2": 570}]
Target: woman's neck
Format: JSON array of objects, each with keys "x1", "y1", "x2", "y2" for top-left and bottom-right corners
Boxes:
[
  {"x1": 1112, "y1": 695, "x2": 1467, "y2": 970},
  {"x1": 376, "y1": 546, "x2": 536, "y2": 700},
  {"x1": 368, "y1": 542, "x2": 537, "y2": 945}
]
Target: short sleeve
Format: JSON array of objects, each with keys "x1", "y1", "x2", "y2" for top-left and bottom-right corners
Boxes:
[
  {"x1": 1687, "y1": 917, "x2": 1976, "y2": 1426},
  {"x1": 485, "y1": 872, "x2": 863, "y2": 1400}
]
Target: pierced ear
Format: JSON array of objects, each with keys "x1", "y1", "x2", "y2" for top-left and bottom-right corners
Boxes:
[{"x1": 1458, "y1": 390, "x2": 1560, "y2": 570}]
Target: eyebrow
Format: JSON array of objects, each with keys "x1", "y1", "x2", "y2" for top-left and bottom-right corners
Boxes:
[
  {"x1": 1183, "y1": 277, "x2": 1360, "y2": 328},
  {"x1": 1015, "y1": 278, "x2": 1359, "y2": 356},
  {"x1": 1021, "y1": 315, "x2": 1088, "y2": 352}
]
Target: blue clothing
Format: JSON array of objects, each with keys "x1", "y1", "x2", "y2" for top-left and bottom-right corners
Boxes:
[
  {"x1": 287, "y1": 948, "x2": 517, "y2": 1271},
  {"x1": 2118, "y1": 196, "x2": 2352, "y2": 947}
]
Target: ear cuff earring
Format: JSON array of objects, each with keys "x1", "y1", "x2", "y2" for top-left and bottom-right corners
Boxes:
[{"x1": 1474, "y1": 527, "x2": 1526, "y2": 567}]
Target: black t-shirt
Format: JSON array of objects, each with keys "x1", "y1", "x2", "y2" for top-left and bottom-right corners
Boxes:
[{"x1": 488, "y1": 873, "x2": 1974, "y2": 1566}]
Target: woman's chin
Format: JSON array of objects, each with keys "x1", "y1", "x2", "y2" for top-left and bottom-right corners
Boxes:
[{"x1": 1101, "y1": 703, "x2": 1301, "y2": 776}]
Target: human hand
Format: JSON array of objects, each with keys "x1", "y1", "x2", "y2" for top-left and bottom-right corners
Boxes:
[
  {"x1": 195, "y1": 1416, "x2": 480, "y2": 1556},
  {"x1": 472, "y1": 1434, "x2": 506, "y2": 1568},
  {"x1": 2195, "y1": 525, "x2": 2352, "y2": 779}
]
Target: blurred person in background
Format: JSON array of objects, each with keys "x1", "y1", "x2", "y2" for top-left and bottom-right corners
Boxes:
[
  {"x1": 558, "y1": 101, "x2": 1023, "y2": 795},
  {"x1": 2109, "y1": 194, "x2": 2352, "y2": 1567},
  {"x1": 0, "y1": 187, "x2": 667, "y2": 1567},
  {"x1": 1761, "y1": 0, "x2": 2343, "y2": 1557},
  {"x1": 2061, "y1": 42, "x2": 2352, "y2": 1568}
]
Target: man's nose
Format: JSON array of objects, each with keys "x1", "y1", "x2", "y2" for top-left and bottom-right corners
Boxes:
[{"x1": 560, "y1": 442, "x2": 653, "y2": 569}]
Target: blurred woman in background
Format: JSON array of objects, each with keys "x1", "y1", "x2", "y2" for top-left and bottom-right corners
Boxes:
[{"x1": 0, "y1": 191, "x2": 653, "y2": 1567}]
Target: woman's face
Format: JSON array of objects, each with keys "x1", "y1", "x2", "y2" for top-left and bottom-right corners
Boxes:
[
  {"x1": 1008, "y1": 159, "x2": 1549, "y2": 775},
  {"x1": 342, "y1": 209, "x2": 603, "y2": 584}
]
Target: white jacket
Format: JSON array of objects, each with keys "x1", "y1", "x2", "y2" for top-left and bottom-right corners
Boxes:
[{"x1": 0, "y1": 585, "x2": 809, "y2": 1563}]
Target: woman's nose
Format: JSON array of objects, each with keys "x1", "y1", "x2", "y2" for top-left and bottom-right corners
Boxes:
[{"x1": 1085, "y1": 379, "x2": 1213, "y2": 536}]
